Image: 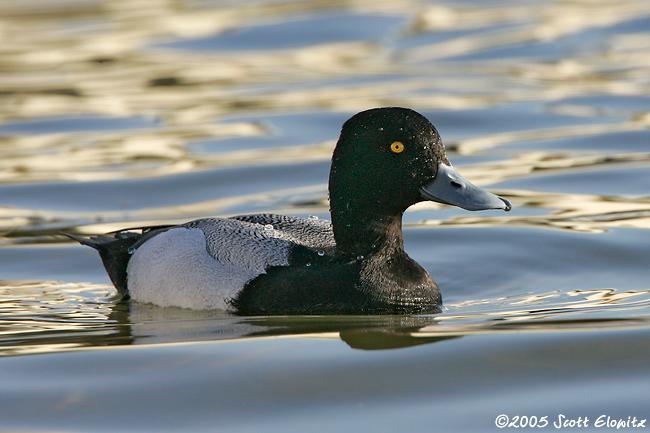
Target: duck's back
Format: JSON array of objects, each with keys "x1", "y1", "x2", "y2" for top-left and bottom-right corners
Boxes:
[
  {"x1": 230, "y1": 214, "x2": 335, "y2": 255},
  {"x1": 126, "y1": 215, "x2": 335, "y2": 310}
]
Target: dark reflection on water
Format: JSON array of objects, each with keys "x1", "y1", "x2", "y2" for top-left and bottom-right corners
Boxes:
[
  {"x1": 2, "y1": 280, "x2": 649, "y2": 356},
  {"x1": 1, "y1": 0, "x2": 650, "y2": 431},
  {"x1": 1, "y1": 280, "x2": 649, "y2": 431}
]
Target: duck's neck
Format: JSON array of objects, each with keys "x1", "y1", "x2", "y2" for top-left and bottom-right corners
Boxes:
[
  {"x1": 330, "y1": 201, "x2": 405, "y2": 256},
  {"x1": 328, "y1": 147, "x2": 415, "y2": 257}
]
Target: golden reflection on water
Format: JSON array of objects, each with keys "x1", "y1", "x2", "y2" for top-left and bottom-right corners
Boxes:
[
  {"x1": 1, "y1": 0, "x2": 648, "y2": 196},
  {"x1": 0, "y1": 121, "x2": 268, "y2": 183},
  {"x1": 416, "y1": 187, "x2": 650, "y2": 233},
  {"x1": 425, "y1": 288, "x2": 650, "y2": 336},
  {"x1": 409, "y1": 1, "x2": 650, "y2": 59},
  {"x1": 1, "y1": 0, "x2": 650, "y2": 351},
  {"x1": 451, "y1": 118, "x2": 650, "y2": 155},
  {"x1": 0, "y1": 280, "x2": 117, "y2": 355},
  {"x1": 2, "y1": 278, "x2": 649, "y2": 355},
  {"x1": 0, "y1": 280, "x2": 115, "y2": 328}
]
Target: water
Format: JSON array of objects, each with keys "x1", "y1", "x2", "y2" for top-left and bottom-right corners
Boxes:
[{"x1": 1, "y1": 0, "x2": 649, "y2": 431}]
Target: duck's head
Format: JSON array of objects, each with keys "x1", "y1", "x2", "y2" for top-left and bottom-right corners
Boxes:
[{"x1": 329, "y1": 107, "x2": 511, "y2": 218}]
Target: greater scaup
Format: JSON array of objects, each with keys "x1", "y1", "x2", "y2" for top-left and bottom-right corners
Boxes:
[{"x1": 65, "y1": 107, "x2": 510, "y2": 314}]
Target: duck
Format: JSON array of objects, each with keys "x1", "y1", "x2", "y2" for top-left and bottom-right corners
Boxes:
[{"x1": 65, "y1": 107, "x2": 511, "y2": 315}]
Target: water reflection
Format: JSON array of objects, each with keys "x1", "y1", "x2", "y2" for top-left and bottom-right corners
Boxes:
[
  {"x1": 0, "y1": 120, "x2": 268, "y2": 183},
  {"x1": 2, "y1": 0, "x2": 649, "y2": 183},
  {"x1": 409, "y1": 1, "x2": 650, "y2": 60},
  {"x1": 418, "y1": 191, "x2": 650, "y2": 233},
  {"x1": 4, "y1": 148, "x2": 650, "y2": 238},
  {"x1": 450, "y1": 119, "x2": 650, "y2": 155},
  {"x1": 1, "y1": 0, "x2": 650, "y2": 365},
  {"x1": 2, "y1": 279, "x2": 649, "y2": 356}
]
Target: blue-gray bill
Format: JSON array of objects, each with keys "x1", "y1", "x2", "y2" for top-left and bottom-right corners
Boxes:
[{"x1": 420, "y1": 162, "x2": 511, "y2": 212}]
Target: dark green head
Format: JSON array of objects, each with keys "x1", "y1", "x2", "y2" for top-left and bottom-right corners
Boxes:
[{"x1": 329, "y1": 107, "x2": 510, "y2": 225}]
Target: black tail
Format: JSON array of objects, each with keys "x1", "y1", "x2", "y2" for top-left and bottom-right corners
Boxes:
[{"x1": 62, "y1": 231, "x2": 142, "y2": 298}]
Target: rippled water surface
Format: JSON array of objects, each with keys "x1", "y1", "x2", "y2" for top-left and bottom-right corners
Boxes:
[{"x1": 1, "y1": 0, "x2": 649, "y2": 431}]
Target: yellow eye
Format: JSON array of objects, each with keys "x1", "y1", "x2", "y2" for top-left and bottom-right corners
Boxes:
[{"x1": 390, "y1": 141, "x2": 404, "y2": 153}]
